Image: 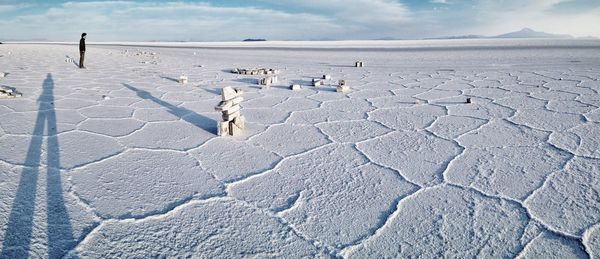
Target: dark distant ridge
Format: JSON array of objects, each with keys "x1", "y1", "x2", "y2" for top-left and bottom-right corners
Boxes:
[
  {"x1": 243, "y1": 39, "x2": 267, "y2": 42},
  {"x1": 426, "y1": 28, "x2": 573, "y2": 40},
  {"x1": 495, "y1": 28, "x2": 572, "y2": 39}
]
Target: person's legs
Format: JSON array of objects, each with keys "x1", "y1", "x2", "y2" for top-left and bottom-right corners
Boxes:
[{"x1": 79, "y1": 51, "x2": 85, "y2": 68}]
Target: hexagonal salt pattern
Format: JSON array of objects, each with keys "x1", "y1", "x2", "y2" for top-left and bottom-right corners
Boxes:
[
  {"x1": 1, "y1": 43, "x2": 599, "y2": 258},
  {"x1": 69, "y1": 149, "x2": 223, "y2": 218}
]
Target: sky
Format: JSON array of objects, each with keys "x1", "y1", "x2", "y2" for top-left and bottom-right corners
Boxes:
[{"x1": 0, "y1": 0, "x2": 599, "y2": 41}]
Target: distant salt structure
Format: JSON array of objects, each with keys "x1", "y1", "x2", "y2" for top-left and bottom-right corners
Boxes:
[
  {"x1": 355, "y1": 61, "x2": 364, "y2": 67},
  {"x1": 322, "y1": 74, "x2": 331, "y2": 80},
  {"x1": 312, "y1": 78, "x2": 323, "y2": 87},
  {"x1": 466, "y1": 97, "x2": 472, "y2": 104},
  {"x1": 336, "y1": 80, "x2": 349, "y2": 93},
  {"x1": 0, "y1": 86, "x2": 22, "y2": 98},
  {"x1": 179, "y1": 75, "x2": 188, "y2": 84},
  {"x1": 290, "y1": 84, "x2": 301, "y2": 90},
  {"x1": 259, "y1": 76, "x2": 278, "y2": 89},
  {"x1": 231, "y1": 68, "x2": 279, "y2": 75},
  {"x1": 214, "y1": 87, "x2": 245, "y2": 136}
]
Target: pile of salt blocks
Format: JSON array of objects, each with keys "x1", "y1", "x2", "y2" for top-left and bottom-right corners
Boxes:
[
  {"x1": 231, "y1": 68, "x2": 279, "y2": 75},
  {"x1": 214, "y1": 86, "x2": 245, "y2": 136},
  {"x1": 259, "y1": 76, "x2": 278, "y2": 89},
  {"x1": 179, "y1": 75, "x2": 188, "y2": 84},
  {"x1": 355, "y1": 61, "x2": 364, "y2": 67},
  {"x1": 0, "y1": 73, "x2": 22, "y2": 98}
]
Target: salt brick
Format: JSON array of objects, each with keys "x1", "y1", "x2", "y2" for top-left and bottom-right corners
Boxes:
[{"x1": 221, "y1": 86, "x2": 238, "y2": 101}]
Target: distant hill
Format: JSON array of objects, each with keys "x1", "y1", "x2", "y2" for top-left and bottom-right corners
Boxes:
[
  {"x1": 425, "y1": 35, "x2": 485, "y2": 40},
  {"x1": 494, "y1": 28, "x2": 572, "y2": 39},
  {"x1": 243, "y1": 39, "x2": 267, "y2": 42},
  {"x1": 427, "y1": 28, "x2": 573, "y2": 40}
]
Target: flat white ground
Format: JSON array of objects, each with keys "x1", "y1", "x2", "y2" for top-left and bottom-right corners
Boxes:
[{"x1": 0, "y1": 40, "x2": 599, "y2": 258}]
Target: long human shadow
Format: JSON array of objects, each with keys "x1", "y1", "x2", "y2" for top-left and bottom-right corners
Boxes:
[
  {"x1": 123, "y1": 83, "x2": 215, "y2": 134},
  {"x1": 1, "y1": 73, "x2": 74, "y2": 258}
]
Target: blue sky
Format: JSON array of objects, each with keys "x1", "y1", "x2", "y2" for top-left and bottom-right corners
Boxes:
[{"x1": 0, "y1": 0, "x2": 599, "y2": 41}]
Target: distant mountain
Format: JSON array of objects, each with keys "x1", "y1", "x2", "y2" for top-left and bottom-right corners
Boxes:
[
  {"x1": 243, "y1": 38, "x2": 267, "y2": 42},
  {"x1": 426, "y1": 28, "x2": 573, "y2": 40},
  {"x1": 493, "y1": 28, "x2": 572, "y2": 39},
  {"x1": 425, "y1": 35, "x2": 485, "y2": 40}
]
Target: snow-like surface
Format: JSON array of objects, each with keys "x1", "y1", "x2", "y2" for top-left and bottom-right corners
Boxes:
[{"x1": 0, "y1": 40, "x2": 599, "y2": 258}]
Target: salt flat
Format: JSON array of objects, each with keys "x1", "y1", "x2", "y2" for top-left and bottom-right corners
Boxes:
[{"x1": 0, "y1": 40, "x2": 599, "y2": 258}]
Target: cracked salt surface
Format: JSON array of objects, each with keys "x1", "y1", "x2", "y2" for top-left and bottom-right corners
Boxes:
[{"x1": 1, "y1": 40, "x2": 600, "y2": 258}]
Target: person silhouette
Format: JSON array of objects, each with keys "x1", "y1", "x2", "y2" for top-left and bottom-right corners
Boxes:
[{"x1": 79, "y1": 33, "x2": 86, "y2": 69}]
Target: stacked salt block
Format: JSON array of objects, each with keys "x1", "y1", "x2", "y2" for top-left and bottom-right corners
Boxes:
[
  {"x1": 179, "y1": 75, "x2": 188, "y2": 84},
  {"x1": 355, "y1": 61, "x2": 364, "y2": 67},
  {"x1": 322, "y1": 74, "x2": 331, "y2": 80},
  {"x1": 214, "y1": 87, "x2": 245, "y2": 136},
  {"x1": 290, "y1": 84, "x2": 301, "y2": 90},
  {"x1": 232, "y1": 68, "x2": 279, "y2": 75},
  {"x1": 259, "y1": 76, "x2": 278, "y2": 89},
  {"x1": 312, "y1": 78, "x2": 323, "y2": 87},
  {"x1": 336, "y1": 80, "x2": 349, "y2": 92},
  {"x1": 0, "y1": 86, "x2": 22, "y2": 98}
]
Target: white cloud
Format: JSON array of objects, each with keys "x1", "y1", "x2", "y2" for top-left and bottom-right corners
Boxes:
[{"x1": 0, "y1": 1, "x2": 346, "y2": 41}]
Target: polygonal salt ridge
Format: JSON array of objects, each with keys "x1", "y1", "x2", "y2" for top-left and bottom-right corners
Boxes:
[
  {"x1": 583, "y1": 224, "x2": 600, "y2": 258},
  {"x1": 347, "y1": 89, "x2": 394, "y2": 99},
  {"x1": 569, "y1": 123, "x2": 600, "y2": 159},
  {"x1": 518, "y1": 231, "x2": 588, "y2": 258},
  {"x1": 273, "y1": 97, "x2": 320, "y2": 111},
  {"x1": 345, "y1": 185, "x2": 530, "y2": 258},
  {"x1": 121, "y1": 120, "x2": 215, "y2": 151},
  {"x1": 317, "y1": 120, "x2": 392, "y2": 143},
  {"x1": 69, "y1": 149, "x2": 223, "y2": 219},
  {"x1": 547, "y1": 99, "x2": 596, "y2": 114},
  {"x1": 457, "y1": 119, "x2": 548, "y2": 148},
  {"x1": 494, "y1": 93, "x2": 548, "y2": 110},
  {"x1": 249, "y1": 124, "x2": 331, "y2": 157},
  {"x1": 0, "y1": 163, "x2": 99, "y2": 259},
  {"x1": 445, "y1": 144, "x2": 571, "y2": 201},
  {"x1": 404, "y1": 78, "x2": 448, "y2": 89},
  {"x1": 78, "y1": 105, "x2": 135, "y2": 119},
  {"x1": 229, "y1": 144, "x2": 417, "y2": 247},
  {"x1": 525, "y1": 157, "x2": 600, "y2": 237},
  {"x1": 287, "y1": 98, "x2": 373, "y2": 125},
  {"x1": 414, "y1": 89, "x2": 462, "y2": 101},
  {"x1": 189, "y1": 138, "x2": 280, "y2": 182},
  {"x1": 52, "y1": 98, "x2": 97, "y2": 109},
  {"x1": 447, "y1": 98, "x2": 514, "y2": 120},
  {"x1": 358, "y1": 130, "x2": 461, "y2": 186},
  {"x1": 426, "y1": 115, "x2": 488, "y2": 140},
  {"x1": 369, "y1": 105, "x2": 446, "y2": 131},
  {"x1": 242, "y1": 95, "x2": 287, "y2": 108},
  {"x1": 510, "y1": 108, "x2": 585, "y2": 132},
  {"x1": 72, "y1": 199, "x2": 326, "y2": 258},
  {"x1": 78, "y1": 118, "x2": 145, "y2": 138}
]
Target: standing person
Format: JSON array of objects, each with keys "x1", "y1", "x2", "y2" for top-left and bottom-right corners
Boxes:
[{"x1": 79, "y1": 33, "x2": 86, "y2": 69}]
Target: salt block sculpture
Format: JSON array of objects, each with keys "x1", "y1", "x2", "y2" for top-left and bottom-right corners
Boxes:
[
  {"x1": 0, "y1": 85, "x2": 22, "y2": 98},
  {"x1": 214, "y1": 87, "x2": 245, "y2": 136},
  {"x1": 336, "y1": 80, "x2": 349, "y2": 92},
  {"x1": 290, "y1": 84, "x2": 301, "y2": 90},
  {"x1": 355, "y1": 61, "x2": 364, "y2": 67},
  {"x1": 312, "y1": 78, "x2": 323, "y2": 87},
  {"x1": 259, "y1": 76, "x2": 278, "y2": 89},
  {"x1": 231, "y1": 68, "x2": 280, "y2": 75},
  {"x1": 179, "y1": 75, "x2": 188, "y2": 84},
  {"x1": 322, "y1": 74, "x2": 331, "y2": 80}
]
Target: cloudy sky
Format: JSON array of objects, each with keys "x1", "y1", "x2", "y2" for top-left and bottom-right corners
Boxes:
[{"x1": 0, "y1": 0, "x2": 599, "y2": 41}]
